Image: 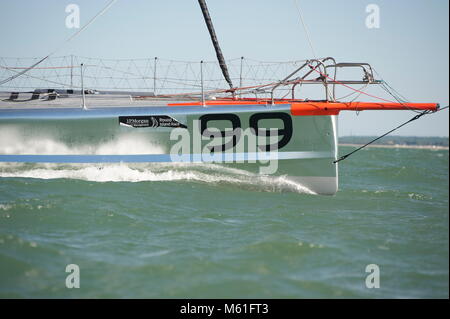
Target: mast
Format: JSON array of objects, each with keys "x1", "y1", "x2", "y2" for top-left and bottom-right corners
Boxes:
[{"x1": 197, "y1": 0, "x2": 234, "y2": 90}]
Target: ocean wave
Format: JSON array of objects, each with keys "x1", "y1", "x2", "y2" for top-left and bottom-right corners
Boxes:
[
  {"x1": 0, "y1": 127, "x2": 165, "y2": 155},
  {"x1": 0, "y1": 163, "x2": 316, "y2": 194}
]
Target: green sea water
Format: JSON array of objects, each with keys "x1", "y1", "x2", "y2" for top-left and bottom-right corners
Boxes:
[{"x1": 0, "y1": 146, "x2": 448, "y2": 298}]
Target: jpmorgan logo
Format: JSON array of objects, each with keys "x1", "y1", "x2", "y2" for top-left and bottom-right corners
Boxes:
[{"x1": 127, "y1": 118, "x2": 150, "y2": 126}]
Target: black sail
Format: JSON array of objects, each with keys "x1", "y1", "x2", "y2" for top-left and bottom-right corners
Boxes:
[{"x1": 198, "y1": 0, "x2": 234, "y2": 90}]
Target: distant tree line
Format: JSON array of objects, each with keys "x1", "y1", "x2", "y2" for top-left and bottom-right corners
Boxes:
[{"x1": 340, "y1": 136, "x2": 449, "y2": 146}]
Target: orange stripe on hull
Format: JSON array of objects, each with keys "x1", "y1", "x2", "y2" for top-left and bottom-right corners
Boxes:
[
  {"x1": 290, "y1": 102, "x2": 439, "y2": 116},
  {"x1": 167, "y1": 100, "x2": 439, "y2": 115}
]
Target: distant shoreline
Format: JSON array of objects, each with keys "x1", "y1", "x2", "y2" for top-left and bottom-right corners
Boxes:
[{"x1": 339, "y1": 143, "x2": 449, "y2": 150}]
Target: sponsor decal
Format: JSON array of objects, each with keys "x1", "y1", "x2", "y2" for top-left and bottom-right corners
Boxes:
[{"x1": 119, "y1": 115, "x2": 187, "y2": 128}]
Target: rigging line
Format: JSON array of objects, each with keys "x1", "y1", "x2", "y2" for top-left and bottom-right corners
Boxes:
[
  {"x1": 0, "y1": 66, "x2": 77, "y2": 88},
  {"x1": 307, "y1": 63, "x2": 412, "y2": 107},
  {"x1": 334, "y1": 111, "x2": 430, "y2": 163},
  {"x1": 381, "y1": 81, "x2": 409, "y2": 102},
  {"x1": 0, "y1": 0, "x2": 118, "y2": 86},
  {"x1": 293, "y1": 0, "x2": 317, "y2": 59},
  {"x1": 373, "y1": 68, "x2": 410, "y2": 102},
  {"x1": 0, "y1": 56, "x2": 50, "y2": 86},
  {"x1": 379, "y1": 82, "x2": 422, "y2": 114},
  {"x1": 372, "y1": 68, "x2": 424, "y2": 114},
  {"x1": 349, "y1": 84, "x2": 369, "y2": 108},
  {"x1": 336, "y1": 83, "x2": 369, "y2": 101},
  {"x1": 380, "y1": 83, "x2": 413, "y2": 106},
  {"x1": 334, "y1": 107, "x2": 449, "y2": 164},
  {"x1": 376, "y1": 76, "x2": 408, "y2": 103},
  {"x1": 0, "y1": 65, "x2": 80, "y2": 70},
  {"x1": 57, "y1": 0, "x2": 117, "y2": 51}
]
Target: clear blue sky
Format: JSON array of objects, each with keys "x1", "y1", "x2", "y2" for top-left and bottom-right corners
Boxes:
[{"x1": 0, "y1": 0, "x2": 448, "y2": 136}]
